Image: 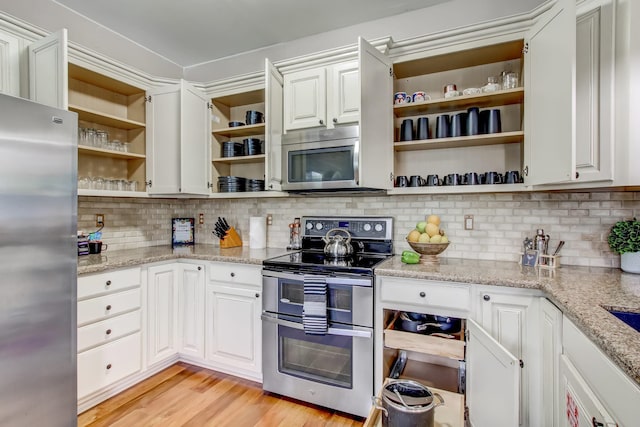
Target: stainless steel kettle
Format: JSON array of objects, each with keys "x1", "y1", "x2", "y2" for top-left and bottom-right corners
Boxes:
[{"x1": 322, "y1": 228, "x2": 353, "y2": 258}]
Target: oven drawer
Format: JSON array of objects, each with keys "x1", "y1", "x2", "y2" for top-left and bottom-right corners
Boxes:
[
  {"x1": 379, "y1": 277, "x2": 471, "y2": 314},
  {"x1": 209, "y1": 262, "x2": 261, "y2": 287}
]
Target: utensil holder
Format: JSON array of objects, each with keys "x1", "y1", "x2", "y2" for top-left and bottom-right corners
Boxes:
[
  {"x1": 538, "y1": 254, "x2": 560, "y2": 269},
  {"x1": 220, "y1": 227, "x2": 243, "y2": 248}
]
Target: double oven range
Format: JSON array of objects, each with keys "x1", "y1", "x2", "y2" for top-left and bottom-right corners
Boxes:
[{"x1": 262, "y1": 216, "x2": 393, "y2": 417}]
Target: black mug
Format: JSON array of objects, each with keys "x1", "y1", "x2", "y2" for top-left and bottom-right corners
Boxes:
[
  {"x1": 467, "y1": 107, "x2": 480, "y2": 136},
  {"x1": 451, "y1": 112, "x2": 467, "y2": 137},
  {"x1": 416, "y1": 117, "x2": 429, "y2": 140},
  {"x1": 395, "y1": 175, "x2": 409, "y2": 187},
  {"x1": 88, "y1": 241, "x2": 107, "y2": 254},
  {"x1": 504, "y1": 170, "x2": 521, "y2": 184},
  {"x1": 409, "y1": 175, "x2": 426, "y2": 187},
  {"x1": 487, "y1": 109, "x2": 502, "y2": 134},
  {"x1": 479, "y1": 110, "x2": 490, "y2": 134},
  {"x1": 464, "y1": 172, "x2": 480, "y2": 185},
  {"x1": 443, "y1": 173, "x2": 461, "y2": 186},
  {"x1": 436, "y1": 115, "x2": 450, "y2": 139},
  {"x1": 425, "y1": 174, "x2": 441, "y2": 186},
  {"x1": 400, "y1": 119, "x2": 414, "y2": 141},
  {"x1": 483, "y1": 171, "x2": 503, "y2": 184}
]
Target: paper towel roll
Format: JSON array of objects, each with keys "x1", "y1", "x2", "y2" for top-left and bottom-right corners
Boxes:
[{"x1": 249, "y1": 216, "x2": 267, "y2": 249}]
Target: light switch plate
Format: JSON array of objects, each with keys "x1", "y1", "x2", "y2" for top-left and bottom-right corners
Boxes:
[{"x1": 464, "y1": 215, "x2": 474, "y2": 230}]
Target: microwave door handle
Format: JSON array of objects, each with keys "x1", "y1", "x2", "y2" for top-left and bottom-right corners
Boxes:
[{"x1": 261, "y1": 313, "x2": 372, "y2": 339}]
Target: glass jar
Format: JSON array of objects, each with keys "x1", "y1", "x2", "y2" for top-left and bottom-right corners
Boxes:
[
  {"x1": 482, "y1": 76, "x2": 501, "y2": 93},
  {"x1": 96, "y1": 130, "x2": 109, "y2": 149}
]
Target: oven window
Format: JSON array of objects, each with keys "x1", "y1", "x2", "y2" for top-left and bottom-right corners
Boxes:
[
  {"x1": 288, "y1": 146, "x2": 355, "y2": 183},
  {"x1": 279, "y1": 325, "x2": 352, "y2": 389},
  {"x1": 281, "y1": 281, "x2": 352, "y2": 312}
]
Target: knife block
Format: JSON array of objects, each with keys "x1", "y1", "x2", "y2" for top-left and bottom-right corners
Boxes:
[{"x1": 220, "y1": 227, "x2": 243, "y2": 248}]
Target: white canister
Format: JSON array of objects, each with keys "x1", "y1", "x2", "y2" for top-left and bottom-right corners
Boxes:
[{"x1": 249, "y1": 216, "x2": 267, "y2": 249}]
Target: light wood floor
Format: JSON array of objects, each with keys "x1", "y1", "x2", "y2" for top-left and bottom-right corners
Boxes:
[{"x1": 78, "y1": 362, "x2": 365, "y2": 427}]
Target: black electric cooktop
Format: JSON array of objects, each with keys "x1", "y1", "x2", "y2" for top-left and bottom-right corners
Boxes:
[{"x1": 263, "y1": 250, "x2": 391, "y2": 276}]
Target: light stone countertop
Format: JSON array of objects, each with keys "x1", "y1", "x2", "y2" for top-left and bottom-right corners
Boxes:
[
  {"x1": 376, "y1": 256, "x2": 640, "y2": 387},
  {"x1": 77, "y1": 244, "x2": 291, "y2": 275}
]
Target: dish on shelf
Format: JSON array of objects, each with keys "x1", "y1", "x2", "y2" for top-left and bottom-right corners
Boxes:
[{"x1": 228, "y1": 121, "x2": 245, "y2": 127}]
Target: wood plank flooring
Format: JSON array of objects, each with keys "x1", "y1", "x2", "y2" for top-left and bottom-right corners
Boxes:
[{"x1": 79, "y1": 362, "x2": 365, "y2": 427}]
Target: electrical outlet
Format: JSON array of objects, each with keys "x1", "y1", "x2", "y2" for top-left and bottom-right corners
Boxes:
[
  {"x1": 464, "y1": 215, "x2": 474, "y2": 230},
  {"x1": 198, "y1": 213, "x2": 204, "y2": 224},
  {"x1": 266, "y1": 214, "x2": 273, "y2": 226},
  {"x1": 96, "y1": 214, "x2": 105, "y2": 227}
]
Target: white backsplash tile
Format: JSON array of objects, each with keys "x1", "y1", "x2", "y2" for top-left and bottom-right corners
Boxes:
[{"x1": 78, "y1": 191, "x2": 640, "y2": 268}]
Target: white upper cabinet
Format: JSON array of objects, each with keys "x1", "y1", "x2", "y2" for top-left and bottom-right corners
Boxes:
[
  {"x1": 265, "y1": 58, "x2": 284, "y2": 191},
  {"x1": 574, "y1": 0, "x2": 615, "y2": 183},
  {"x1": 524, "y1": 0, "x2": 576, "y2": 185},
  {"x1": 328, "y1": 60, "x2": 359, "y2": 125},
  {"x1": 0, "y1": 28, "x2": 19, "y2": 97},
  {"x1": 28, "y1": 29, "x2": 68, "y2": 109},
  {"x1": 358, "y1": 37, "x2": 393, "y2": 190},
  {"x1": 283, "y1": 67, "x2": 326, "y2": 130},
  {"x1": 146, "y1": 80, "x2": 211, "y2": 195}
]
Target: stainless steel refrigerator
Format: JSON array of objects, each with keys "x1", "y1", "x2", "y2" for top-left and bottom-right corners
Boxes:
[{"x1": 0, "y1": 93, "x2": 78, "y2": 425}]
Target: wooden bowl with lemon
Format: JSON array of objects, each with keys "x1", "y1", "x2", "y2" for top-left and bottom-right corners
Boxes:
[{"x1": 406, "y1": 215, "x2": 450, "y2": 264}]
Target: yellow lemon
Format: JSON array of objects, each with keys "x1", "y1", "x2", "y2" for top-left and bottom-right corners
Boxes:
[
  {"x1": 427, "y1": 215, "x2": 441, "y2": 226},
  {"x1": 430, "y1": 234, "x2": 442, "y2": 243},
  {"x1": 418, "y1": 233, "x2": 430, "y2": 243},
  {"x1": 407, "y1": 229, "x2": 421, "y2": 242},
  {"x1": 426, "y1": 222, "x2": 440, "y2": 237}
]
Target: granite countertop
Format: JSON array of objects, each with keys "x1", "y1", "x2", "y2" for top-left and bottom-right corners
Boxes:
[
  {"x1": 77, "y1": 244, "x2": 291, "y2": 275},
  {"x1": 376, "y1": 256, "x2": 640, "y2": 387}
]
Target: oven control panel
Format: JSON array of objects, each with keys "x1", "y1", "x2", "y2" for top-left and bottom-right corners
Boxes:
[{"x1": 301, "y1": 217, "x2": 393, "y2": 240}]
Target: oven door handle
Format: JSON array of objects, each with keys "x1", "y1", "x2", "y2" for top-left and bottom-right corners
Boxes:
[{"x1": 261, "y1": 313, "x2": 372, "y2": 339}]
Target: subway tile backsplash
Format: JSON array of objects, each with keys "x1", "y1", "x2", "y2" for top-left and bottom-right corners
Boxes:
[{"x1": 78, "y1": 191, "x2": 640, "y2": 268}]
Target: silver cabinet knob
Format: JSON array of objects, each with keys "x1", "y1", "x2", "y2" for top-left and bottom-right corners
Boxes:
[
  {"x1": 255, "y1": 293, "x2": 260, "y2": 298},
  {"x1": 483, "y1": 294, "x2": 491, "y2": 301},
  {"x1": 230, "y1": 272, "x2": 235, "y2": 277},
  {"x1": 197, "y1": 266, "x2": 202, "y2": 271},
  {"x1": 105, "y1": 280, "x2": 111, "y2": 287},
  {"x1": 419, "y1": 292, "x2": 426, "y2": 298}
]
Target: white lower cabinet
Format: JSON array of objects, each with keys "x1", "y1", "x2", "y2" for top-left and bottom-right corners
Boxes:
[
  {"x1": 146, "y1": 263, "x2": 179, "y2": 366},
  {"x1": 374, "y1": 276, "x2": 538, "y2": 427},
  {"x1": 76, "y1": 268, "x2": 142, "y2": 404},
  {"x1": 177, "y1": 263, "x2": 206, "y2": 359},
  {"x1": 540, "y1": 298, "x2": 563, "y2": 427},
  {"x1": 205, "y1": 262, "x2": 262, "y2": 381}
]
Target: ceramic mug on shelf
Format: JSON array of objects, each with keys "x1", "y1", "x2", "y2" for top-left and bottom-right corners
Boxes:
[
  {"x1": 394, "y1": 92, "x2": 411, "y2": 104},
  {"x1": 412, "y1": 91, "x2": 430, "y2": 103}
]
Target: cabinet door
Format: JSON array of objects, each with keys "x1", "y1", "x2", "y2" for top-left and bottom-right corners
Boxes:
[
  {"x1": 467, "y1": 318, "x2": 520, "y2": 427},
  {"x1": 146, "y1": 82, "x2": 181, "y2": 194},
  {"x1": 147, "y1": 264, "x2": 178, "y2": 366},
  {"x1": 559, "y1": 355, "x2": 617, "y2": 427},
  {"x1": 178, "y1": 264, "x2": 205, "y2": 359},
  {"x1": 477, "y1": 290, "x2": 538, "y2": 426},
  {"x1": 575, "y1": 0, "x2": 614, "y2": 183},
  {"x1": 328, "y1": 61, "x2": 359, "y2": 126},
  {"x1": 358, "y1": 37, "x2": 394, "y2": 190},
  {"x1": 265, "y1": 58, "x2": 283, "y2": 191},
  {"x1": 0, "y1": 28, "x2": 20, "y2": 97},
  {"x1": 180, "y1": 80, "x2": 211, "y2": 195},
  {"x1": 206, "y1": 284, "x2": 261, "y2": 374},
  {"x1": 524, "y1": 0, "x2": 576, "y2": 185},
  {"x1": 28, "y1": 29, "x2": 68, "y2": 109},
  {"x1": 283, "y1": 67, "x2": 326, "y2": 131},
  {"x1": 541, "y1": 298, "x2": 563, "y2": 427}
]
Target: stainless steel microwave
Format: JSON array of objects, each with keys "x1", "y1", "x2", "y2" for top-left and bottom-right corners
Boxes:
[{"x1": 281, "y1": 126, "x2": 363, "y2": 192}]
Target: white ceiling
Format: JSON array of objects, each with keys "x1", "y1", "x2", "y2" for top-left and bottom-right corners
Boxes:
[{"x1": 53, "y1": 0, "x2": 448, "y2": 68}]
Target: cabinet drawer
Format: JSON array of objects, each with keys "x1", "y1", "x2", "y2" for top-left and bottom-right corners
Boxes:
[
  {"x1": 77, "y1": 310, "x2": 141, "y2": 353},
  {"x1": 209, "y1": 262, "x2": 261, "y2": 286},
  {"x1": 380, "y1": 278, "x2": 470, "y2": 313},
  {"x1": 77, "y1": 332, "x2": 142, "y2": 399},
  {"x1": 78, "y1": 267, "x2": 141, "y2": 300},
  {"x1": 77, "y1": 288, "x2": 141, "y2": 326}
]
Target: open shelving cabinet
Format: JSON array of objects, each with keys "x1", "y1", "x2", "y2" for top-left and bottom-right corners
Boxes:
[
  {"x1": 69, "y1": 63, "x2": 147, "y2": 196},
  {"x1": 392, "y1": 39, "x2": 526, "y2": 194}
]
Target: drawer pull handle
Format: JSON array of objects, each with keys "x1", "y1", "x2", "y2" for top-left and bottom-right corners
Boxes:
[
  {"x1": 483, "y1": 295, "x2": 491, "y2": 301},
  {"x1": 419, "y1": 292, "x2": 426, "y2": 298},
  {"x1": 230, "y1": 272, "x2": 235, "y2": 277},
  {"x1": 198, "y1": 266, "x2": 202, "y2": 271},
  {"x1": 105, "y1": 280, "x2": 111, "y2": 286},
  {"x1": 106, "y1": 363, "x2": 112, "y2": 370},
  {"x1": 106, "y1": 305, "x2": 112, "y2": 311},
  {"x1": 106, "y1": 329, "x2": 112, "y2": 335}
]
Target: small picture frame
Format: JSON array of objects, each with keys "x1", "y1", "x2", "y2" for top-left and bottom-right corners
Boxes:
[
  {"x1": 172, "y1": 218, "x2": 194, "y2": 247},
  {"x1": 521, "y1": 250, "x2": 539, "y2": 267}
]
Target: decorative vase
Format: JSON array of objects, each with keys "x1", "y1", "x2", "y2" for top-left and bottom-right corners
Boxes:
[{"x1": 620, "y1": 252, "x2": 640, "y2": 274}]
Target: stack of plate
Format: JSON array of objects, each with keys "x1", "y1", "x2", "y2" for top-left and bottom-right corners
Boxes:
[
  {"x1": 218, "y1": 176, "x2": 246, "y2": 192},
  {"x1": 222, "y1": 141, "x2": 244, "y2": 157},
  {"x1": 246, "y1": 179, "x2": 265, "y2": 192},
  {"x1": 243, "y1": 138, "x2": 262, "y2": 156}
]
